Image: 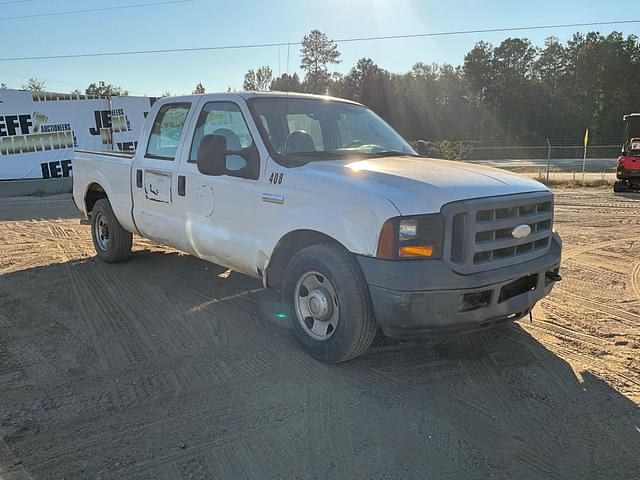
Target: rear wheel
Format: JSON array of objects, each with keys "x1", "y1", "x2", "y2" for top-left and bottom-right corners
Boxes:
[
  {"x1": 91, "y1": 198, "x2": 132, "y2": 263},
  {"x1": 282, "y1": 244, "x2": 377, "y2": 363}
]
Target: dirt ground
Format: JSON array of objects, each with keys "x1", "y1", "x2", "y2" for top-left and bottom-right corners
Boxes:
[{"x1": 0, "y1": 189, "x2": 639, "y2": 479}]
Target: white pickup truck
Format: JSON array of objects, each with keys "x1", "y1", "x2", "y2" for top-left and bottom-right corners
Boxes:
[{"x1": 73, "y1": 92, "x2": 562, "y2": 362}]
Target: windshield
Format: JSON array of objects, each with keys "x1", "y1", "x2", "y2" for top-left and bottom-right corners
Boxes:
[
  {"x1": 623, "y1": 116, "x2": 640, "y2": 154},
  {"x1": 247, "y1": 97, "x2": 417, "y2": 163}
]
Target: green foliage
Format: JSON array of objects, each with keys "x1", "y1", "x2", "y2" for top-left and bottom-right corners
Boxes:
[
  {"x1": 270, "y1": 72, "x2": 303, "y2": 92},
  {"x1": 323, "y1": 31, "x2": 640, "y2": 144},
  {"x1": 252, "y1": 29, "x2": 640, "y2": 145},
  {"x1": 411, "y1": 140, "x2": 464, "y2": 160},
  {"x1": 192, "y1": 82, "x2": 206, "y2": 94},
  {"x1": 300, "y1": 30, "x2": 341, "y2": 94},
  {"x1": 21, "y1": 78, "x2": 46, "y2": 92},
  {"x1": 243, "y1": 66, "x2": 273, "y2": 91},
  {"x1": 85, "y1": 81, "x2": 128, "y2": 96}
]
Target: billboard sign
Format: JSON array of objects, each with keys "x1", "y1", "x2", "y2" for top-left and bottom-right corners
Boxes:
[{"x1": 0, "y1": 89, "x2": 153, "y2": 180}]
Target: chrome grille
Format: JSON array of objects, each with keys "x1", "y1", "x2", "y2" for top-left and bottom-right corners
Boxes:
[{"x1": 444, "y1": 192, "x2": 554, "y2": 274}]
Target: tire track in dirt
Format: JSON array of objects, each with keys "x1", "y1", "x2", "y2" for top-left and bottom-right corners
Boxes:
[
  {"x1": 58, "y1": 239, "x2": 200, "y2": 369},
  {"x1": 523, "y1": 312, "x2": 640, "y2": 392},
  {"x1": 20, "y1": 361, "x2": 296, "y2": 472},
  {"x1": 534, "y1": 297, "x2": 640, "y2": 387},
  {"x1": 0, "y1": 441, "x2": 34, "y2": 479},
  {"x1": 562, "y1": 237, "x2": 637, "y2": 261},
  {"x1": 199, "y1": 296, "x2": 498, "y2": 474},
  {"x1": 525, "y1": 323, "x2": 639, "y2": 387},
  {"x1": 456, "y1": 335, "x2": 588, "y2": 479},
  {"x1": 631, "y1": 262, "x2": 640, "y2": 301},
  {"x1": 554, "y1": 286, "x2": 640, "y2": 327},
  {"x1": 57, "y1": 253, "x2": 121, "y2": 371},
  {"x1": 303, "y1": 384, "x2": 358, "y2": 479},
  {"x1": 490, "y1": 326, "x2": 640, "y2": 475},
  {"x1": 343, "y1": 361, "x2": 508, "y2": 451},
  {"x1": 540, "y1": 298, "x2": 621, "y2": 337},
  {"x1": 217, "y1": 303, "x2": 482, "y2": 476},
  {"x1": 96, "y1": 263, "x2": 198, "y2": 357},
  {"x1": 530, "y1": 313, "x2": 611, "y2": 348},
  {"x1": 4, "y1": 349, "x2": 277, "y2": 446}
]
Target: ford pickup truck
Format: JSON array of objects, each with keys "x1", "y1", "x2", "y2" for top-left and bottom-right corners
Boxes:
[{"x1": 73, "y1": 92, "x2": 562, "y2": 363}]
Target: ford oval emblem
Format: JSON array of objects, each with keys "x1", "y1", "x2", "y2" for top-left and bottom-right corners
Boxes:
[{"x1": 512, "y1": 224, "x2": 532, "y2": 239}]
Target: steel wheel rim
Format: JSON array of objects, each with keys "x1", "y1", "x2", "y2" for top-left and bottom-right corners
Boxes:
[
  {"x1": 294, "y1": 271, "x2": 339, "y2": 341},
  {"x1": 94, "y1": 211, "x2": 110, "y2": 251}
]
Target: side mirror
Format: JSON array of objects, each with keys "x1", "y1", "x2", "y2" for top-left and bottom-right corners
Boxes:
[
  {"x1": 197, "y1": 134, "x2": 227, "y2": 176},
  {"x1": 414, "y1": 140, "x2": 430, "y2": 156}
]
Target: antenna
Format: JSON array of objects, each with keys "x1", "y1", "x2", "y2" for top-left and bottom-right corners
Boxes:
[{"x1": 284, "y1": 41, "x2": 291, "y2": 154}]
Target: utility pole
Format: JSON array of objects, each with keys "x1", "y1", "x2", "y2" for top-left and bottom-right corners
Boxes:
[
  {"x1": 582, "y1": 128, "x2": 589, "y2": 184},
  {"x1": 546, "y1": 138, "x2": 551, "y2": 182}
]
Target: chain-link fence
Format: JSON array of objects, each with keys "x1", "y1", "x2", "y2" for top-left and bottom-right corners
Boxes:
[
  {"x1": 416, "y1": 140, "x2": 621, "y2": 182},
  {"x1": 459, "y1": 143, "x2": 621, "y2": 161}
]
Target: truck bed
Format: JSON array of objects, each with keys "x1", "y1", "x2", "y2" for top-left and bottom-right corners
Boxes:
[{"x1": 72, "y1": 149, "x2": 137, "y2": 234}]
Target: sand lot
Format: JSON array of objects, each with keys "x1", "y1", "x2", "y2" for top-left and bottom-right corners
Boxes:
[{"x1": 0, "y1": 189, "x2": 639, "y2": 479}]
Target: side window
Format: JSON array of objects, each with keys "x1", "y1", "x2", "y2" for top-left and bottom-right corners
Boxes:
[
  {"x1": 189, "y1": 102, "x2": 253, "y2": 164},
  {"x1": 145, "y1": 103, "x2": 190, "y2": 160}
]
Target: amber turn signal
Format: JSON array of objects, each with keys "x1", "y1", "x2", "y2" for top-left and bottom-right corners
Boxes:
[
  {"x1": 398, "y1": 245, "x2": 434, "y2": 257},
  {"x1": 376, "y1": 219, "x2": 396, "y2": 259}
]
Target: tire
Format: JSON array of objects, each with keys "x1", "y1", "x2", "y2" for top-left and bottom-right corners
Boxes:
[
  {"x1": 282, "y1": 243, "x2": 377, "y2": 363},
  {"x1": 613, "y1": 181, "x2": 627, "y2": 193},
  {"x1": 91, "y1": 198, "x2": 132, "y2": 263}
]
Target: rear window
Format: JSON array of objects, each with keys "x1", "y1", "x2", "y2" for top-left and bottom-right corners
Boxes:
[{"x1": 145, "y1": 103, "x2": 190, "y2": 160}]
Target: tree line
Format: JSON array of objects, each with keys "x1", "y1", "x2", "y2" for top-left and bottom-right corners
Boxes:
[{"x1": 244, "y1": 30, "x2": 640, "y2": 144}]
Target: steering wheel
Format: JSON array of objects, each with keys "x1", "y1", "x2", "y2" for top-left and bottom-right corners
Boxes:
[{"x1": 346, "y1": 140, "x2": 364, "y2": 148}]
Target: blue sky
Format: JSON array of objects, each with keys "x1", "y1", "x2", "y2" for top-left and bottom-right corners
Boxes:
[{"x1": 0, "y1": 0, "x2": 638, "y2": 96}]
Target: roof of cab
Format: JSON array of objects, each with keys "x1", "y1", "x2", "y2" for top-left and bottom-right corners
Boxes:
[{"x1": 156, "y1": 91, "x2": 363, "y2": 106}]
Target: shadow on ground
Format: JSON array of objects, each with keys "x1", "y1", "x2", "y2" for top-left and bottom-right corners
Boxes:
[
  {"x1": 0, "y1": 194, "x2": 78, "y2": 222},
  {"x1": 0, "y1": 249, "x2": 639, "y2": 479}
]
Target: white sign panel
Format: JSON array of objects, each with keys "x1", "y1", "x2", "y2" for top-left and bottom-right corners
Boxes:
[{"x1": 0, "y1": 89, "x2": 154, "y2": 180}]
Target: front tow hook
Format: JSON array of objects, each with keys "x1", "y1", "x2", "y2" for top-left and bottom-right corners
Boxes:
[{"x1": 546, "y1": 271, "x2": 562, "y2": 282}]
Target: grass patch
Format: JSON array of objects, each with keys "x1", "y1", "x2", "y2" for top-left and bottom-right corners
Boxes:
[{"x1": 536, "y1": 178, "x2": 613, "y2": 188}]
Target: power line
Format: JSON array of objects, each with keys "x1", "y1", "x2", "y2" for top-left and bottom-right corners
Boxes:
[
  {"x1": 333, "y1": 20, "x2": 640, "y2": 44},
  {"x1": 0, "y1": 0, "x2": 37, "y2": 5},
  {"x1": 0, "y1": 0, "x2": 195, "y2": 22},
  {"x1": 0, "y1": 19, "x2": 638, "y2": 62}
]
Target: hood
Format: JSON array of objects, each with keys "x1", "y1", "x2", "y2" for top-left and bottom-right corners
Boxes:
[{"x1": 301, "y1": 156, "x2": 549, "y2": 215}]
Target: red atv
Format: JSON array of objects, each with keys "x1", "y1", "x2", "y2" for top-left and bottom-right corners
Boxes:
[{"x1": 614, "y1": 113, "x2": 640, "y2": 192}]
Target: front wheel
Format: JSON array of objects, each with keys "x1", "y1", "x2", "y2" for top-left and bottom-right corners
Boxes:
[
  {"x1": 282, "y1": 244, "x2": 377, "y2": 363},
  {"x1": 613, "y1": 180, "x2": 629, "y2": 193},
  {"x1": 91, "y1": 198, "x2": 132, "y2": 263}
]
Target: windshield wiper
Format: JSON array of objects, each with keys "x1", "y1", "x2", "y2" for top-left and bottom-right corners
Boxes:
[
  {"x1": 369, "y1": 150, "x2": 419, "y2": 157},
  {"x1": 287, "y1": 151, "x2": 332, "y2": 156},
  {"x1": 285, "y1": 151, "x2": 349, "y2": 159}
]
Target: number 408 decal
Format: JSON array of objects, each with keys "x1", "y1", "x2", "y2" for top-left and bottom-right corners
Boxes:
[{"x1": 268, "y1": 172, "x2": 284, "y2": 184}]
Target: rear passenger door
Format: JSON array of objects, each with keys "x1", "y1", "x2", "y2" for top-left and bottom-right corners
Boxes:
[{"x1": 132, "y1": 102, "x2": 191, "y2": 246}]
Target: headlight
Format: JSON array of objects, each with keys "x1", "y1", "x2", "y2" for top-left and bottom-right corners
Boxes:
[
  {"x1": 377, "y1": 214, "x2": 444, "y2": 259},
  {"x1": 399, "y1": 219, "x2": 418, "y2": 241}
]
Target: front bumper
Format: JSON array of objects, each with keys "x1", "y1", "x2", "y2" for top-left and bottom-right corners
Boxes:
[
  {"x1": 617, "y1": 167, "x2": 640, "y2": 179},
  {"x1": 357, "y1": 234, "x2": 562, "y2": 339}
]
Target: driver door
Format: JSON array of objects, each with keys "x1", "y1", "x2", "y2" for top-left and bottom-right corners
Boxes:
[{"x1": 175, "y1": 100, "x2": 264, "y2": 276}]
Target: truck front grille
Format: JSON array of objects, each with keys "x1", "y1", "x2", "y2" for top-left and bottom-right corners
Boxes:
[{"x1": 444, "y1": 192, "x2": 554, "y2": 274}]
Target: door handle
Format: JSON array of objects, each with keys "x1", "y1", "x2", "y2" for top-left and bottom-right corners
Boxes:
[
  {"x1": 178, "y1": 175, "x2": 186, "y2": 197},
  {"x1": 136, "y1": 169, "x2": 143, "y2": 188}
]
